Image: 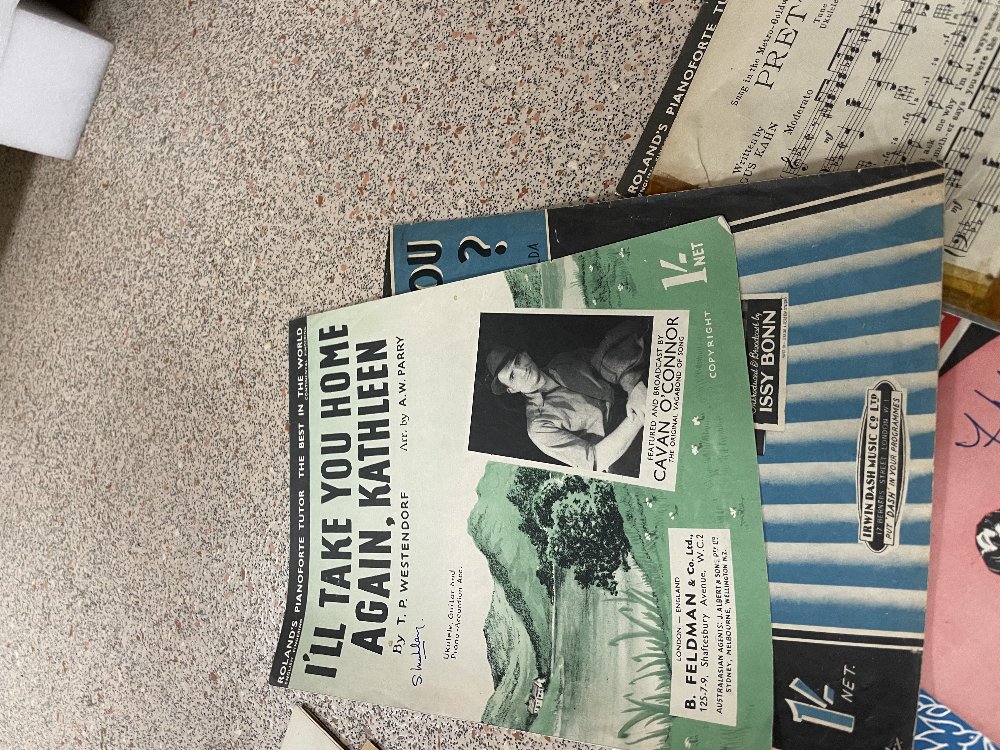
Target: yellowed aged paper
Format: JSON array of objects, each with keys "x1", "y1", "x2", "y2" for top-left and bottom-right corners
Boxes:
[{"x1": 651, "y1": 0, "x2": 1000, "y2": 322}]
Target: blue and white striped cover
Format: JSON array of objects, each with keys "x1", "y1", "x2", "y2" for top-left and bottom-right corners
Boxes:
[{"x1": 732, "y1": 178, "x2": 943, "y2": 639}]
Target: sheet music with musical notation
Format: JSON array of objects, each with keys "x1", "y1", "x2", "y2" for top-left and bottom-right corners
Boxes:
[{"x1": 647, "y1": 0, "x2": 1000, "y2": 326}]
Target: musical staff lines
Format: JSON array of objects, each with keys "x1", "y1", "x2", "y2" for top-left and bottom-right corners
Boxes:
[
  {"x1": 940, "y1": 45, "x2": 1000, "y2": 197},
  {"x1": 780, "y1": 2, "x2": 884, "y2": 177},
  {"x1": 945, "y1": 155, "x2": 1000, "y2": 256},
  {"x1": 853, "y1": 0, "x2": 1000, "y2": 260},
  {"x1": 888, "y1": 0, "x2": 983, "y2": 177},
  {"x1": 820, "y1": 1, "x2": 928, "y2": 173},
  {"x1": 758, "y1": 0, "x2": 1000, "y2": 271},
  {"x1": 779, "y1": 1, "x2": 926, "y2": 178},
  {"x1": 943, "y1": 117, "x2": 990, "y2": 193}
]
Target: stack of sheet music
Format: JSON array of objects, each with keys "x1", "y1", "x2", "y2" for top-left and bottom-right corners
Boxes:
[{"x1": 269, "y1": 5, "x2": 1000, "y2": 749}]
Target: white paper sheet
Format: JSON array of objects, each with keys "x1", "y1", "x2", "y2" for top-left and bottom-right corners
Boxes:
[
  {"x1": 650, "y1": 0, "x2": 1000, "y2": 284},
  {"x1": 279, "y1": 705, "x2": 348, "y2": 750}
]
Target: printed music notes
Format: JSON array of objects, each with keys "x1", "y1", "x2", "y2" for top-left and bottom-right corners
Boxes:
[
  {"x1": 655, "y1": 0, "x2": 1000, "y2": 287},
  {"x1": 815, "y1": 1, "x2": 924, "y2": 173},
  {"x1": 946, "y1": 154, "x2": 1000, "y2": 257},
  {"x1": 780, "y1": 4, "x2": 886, "y2": 177}
]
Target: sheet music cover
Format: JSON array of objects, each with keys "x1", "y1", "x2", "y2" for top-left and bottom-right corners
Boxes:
[
  {"x1": 617, "y1": 0, "x2": 730, "y2": 198},
  {"x1": 921, "y1": 313, "x2": 1000, "y2": 745},
  {"x1": 914, "y1": 691, "x2": 999, "y2": 750},
  {"x1": 388, "y1": 165, "x2": 945, "y2": 750},
  {"x1": 272, "y1": 219, "x2": 776, "y2": 750},
  {"x1": 638, "y1": 0, "x2": 1000, "y2": 328}
]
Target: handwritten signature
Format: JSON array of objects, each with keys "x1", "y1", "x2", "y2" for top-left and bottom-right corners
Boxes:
[
  {"x1": 409, "y1": 624, "x2": 427, "y2": 672},
  {"x1": 955, "y1": 374, "x2": 1000, "y2": 448}
]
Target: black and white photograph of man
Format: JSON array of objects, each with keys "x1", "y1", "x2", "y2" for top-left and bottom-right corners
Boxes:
[{"x1": 469, "y1": 312, "x2": 652, "y2": 478}]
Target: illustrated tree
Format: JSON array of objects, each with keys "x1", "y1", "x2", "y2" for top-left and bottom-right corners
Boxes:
[
  {"x1": 507, "y1": 466, "x2": 549, "y2": 515},
  {"x1": 507, "y1": 467, "x2": 631, "y2": 596},
  {"x1": 548, "y1": 479, "x2": 631, "y2": 595}
]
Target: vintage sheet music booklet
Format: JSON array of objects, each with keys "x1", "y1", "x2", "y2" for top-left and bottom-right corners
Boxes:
[
  {"x1": 272, "y1": 217, "x2": 775, "y2": 750},
  {"x1": 388, "y1": 164, "x2": 946, "y2": 750}
]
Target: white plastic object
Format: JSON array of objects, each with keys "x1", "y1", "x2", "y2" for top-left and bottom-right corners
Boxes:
[{"x1": 0, "y1": 0, "x2": 113, "y2": 159}]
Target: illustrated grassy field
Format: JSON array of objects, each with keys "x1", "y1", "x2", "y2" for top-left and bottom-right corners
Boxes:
[{"x1": 469, "y1": 463, "x2": 675, "y2": 749}]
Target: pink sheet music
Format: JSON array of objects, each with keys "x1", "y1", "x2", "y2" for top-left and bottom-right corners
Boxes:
[{"x1": 922, "y1": 331, "x2": 1000, "y2": 743}]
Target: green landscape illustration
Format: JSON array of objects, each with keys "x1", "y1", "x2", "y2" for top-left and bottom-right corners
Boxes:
[
  {"x1": 468, "y1": 462, "x2": 678, "y2": 750},
  {"x1": 504, "y1": 244, "x2": 635, "y2": 309},
  {"x1": 471, "y1": 230, "x2": 771, "y2": 750}
]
